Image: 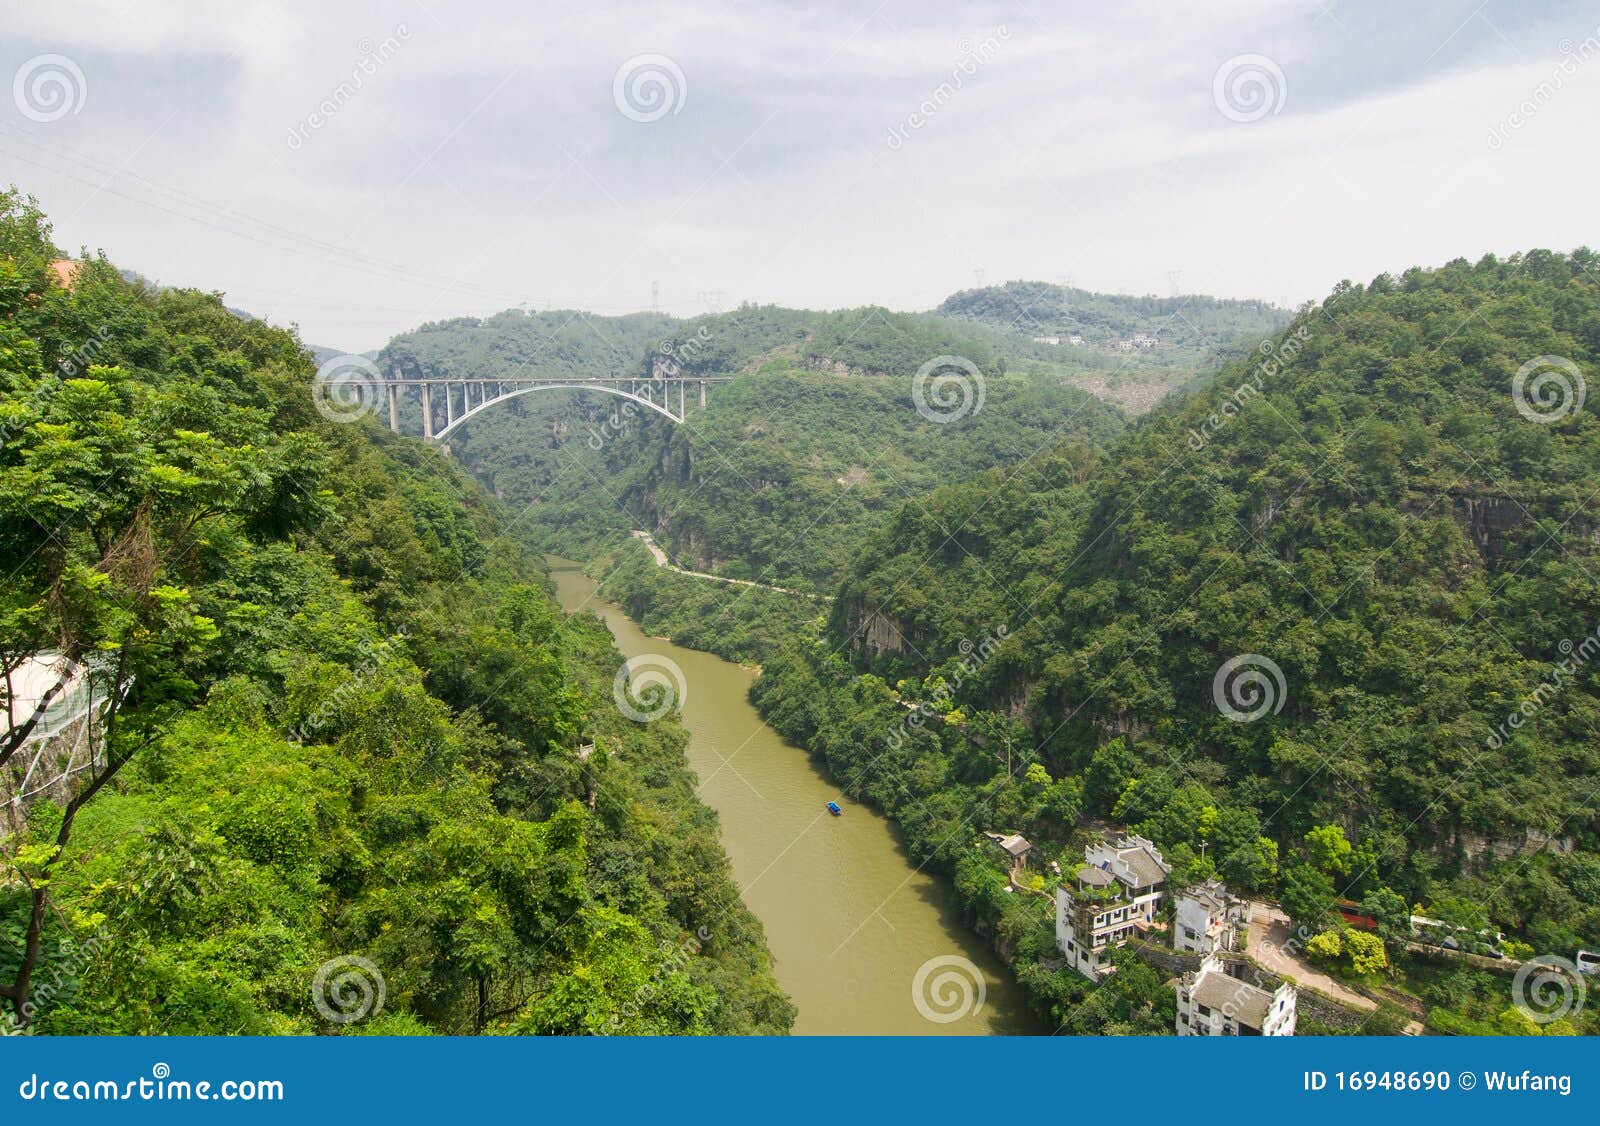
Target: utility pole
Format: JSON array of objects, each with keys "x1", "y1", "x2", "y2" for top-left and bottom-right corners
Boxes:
[{"x1": 651, "y1": 280, "x2": 660, "y2": 313}]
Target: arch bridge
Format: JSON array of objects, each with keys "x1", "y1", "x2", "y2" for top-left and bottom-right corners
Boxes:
[{"x1": 381, "y1": 374, "x2": 732, "y2": 442}]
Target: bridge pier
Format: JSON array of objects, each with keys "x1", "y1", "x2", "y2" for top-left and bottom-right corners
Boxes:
[
  {"x1": 388, "y1": 382, "x2": 400, "y2": 432},
  {"x1": 422, "y1": 383, "x2": 434, "y2": 440}
]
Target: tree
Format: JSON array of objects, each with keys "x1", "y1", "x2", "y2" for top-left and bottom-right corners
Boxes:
[
  {"x1": 1305, "y1": 929, "x2": 1343, "y2": 964},
  {"x1": 1344, "y1": 930, "x2": 1388, "y2": 975},
  {"x1": 1304, "y1": 824, "x2": 1354, "y2": 876},
  {"x1": 1221, "y1": 835, "x2": 1279, "y2": 892},
  {"x1": 1281, "y1": 862, "x2": 1337, "y2": 932},
  {"x1": 1359, "y1": 886, "x2": 1411, "y2": 947},
  {"x1": 1083, "y1": 738, "x2": 1133, "y2": 813}
]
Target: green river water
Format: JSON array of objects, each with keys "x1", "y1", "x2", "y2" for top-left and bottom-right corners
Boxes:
[{"x1": 548, "y1": 558, "x2": 1041, "y2": 1035}]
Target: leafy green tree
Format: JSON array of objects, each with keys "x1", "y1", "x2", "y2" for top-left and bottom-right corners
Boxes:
[
  {"x1": 1304, "y1": 825, "x2": 1354, "y2": 877},
  {"x1": 1359, "y1": 886, "x2": 1411, "y2": 946},
  {"x1": 1281, "y1": 862, "x2": 1337, "y2": 932}
]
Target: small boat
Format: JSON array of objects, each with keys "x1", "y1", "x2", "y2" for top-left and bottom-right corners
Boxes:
[{"x1": 826, "y1": 801, "x2": 843, "y2": 816}]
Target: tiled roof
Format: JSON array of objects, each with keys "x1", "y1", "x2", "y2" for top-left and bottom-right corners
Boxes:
[{"x1": 1190, "y1": 967, "x2": 1273, "y2": 1028}]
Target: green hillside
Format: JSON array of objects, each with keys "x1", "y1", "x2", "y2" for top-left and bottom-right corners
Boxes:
[
  {"x1": 0, "y1": 190, "x2": 791, "y2": 1035},
  {"x1": 754, "y1": 250, "x2": 1600, "y2": 1031},
  {"x1": 384, "y1": 306, "x2": 1125, "y2": 598},
  {"x1": 936, "y1": 281, "x2": 1293, "y2": 412}
]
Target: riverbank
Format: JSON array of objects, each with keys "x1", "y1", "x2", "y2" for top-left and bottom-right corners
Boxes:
[
  {"x1": 548, "y1": 557, "x2": 1042, "y2": 1035},
  {"x1": 591, "y1": 537, "x2": 819, "y2": 667}
]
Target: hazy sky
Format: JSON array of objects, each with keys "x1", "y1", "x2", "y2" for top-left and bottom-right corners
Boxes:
[{"x1": 3, "y1": 0, "x2": 1596, "y2": 350}]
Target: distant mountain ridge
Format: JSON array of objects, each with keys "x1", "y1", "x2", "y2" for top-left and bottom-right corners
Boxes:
[{"x1": 936, "y1": 279, "x2": 1291, "y2": 353}]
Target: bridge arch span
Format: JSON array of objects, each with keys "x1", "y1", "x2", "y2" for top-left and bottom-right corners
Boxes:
[{"x1": 433, "y1": 382, "x2": 682, "y2": 441}]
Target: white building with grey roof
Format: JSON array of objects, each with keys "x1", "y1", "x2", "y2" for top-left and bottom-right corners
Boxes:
[
  {"x1": 1174, "y1": 878, "x2": 1251, "y2": 956},
  {"x1": 1054, "y1": 835, "x2": 1171, "y2": 980},
  {"x1": 1176, "y1": 955, "x2": 1296, "y2": 1036}
]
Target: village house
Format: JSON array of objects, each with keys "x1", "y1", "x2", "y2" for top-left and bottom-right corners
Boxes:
[
  {"x1": 1176, "y1": 955, "x2": 1297, "y2": 1036},
  {"x1": 981, "y1": 831, "x2": 1034, "y2": 869},
  {"x1": 1173, "y1": 878, "x2": 1250, "y2": 956},
  {"x1": 1054, "y1": 835, "x2": 1170, "y2": 980},
  {"x1": 1031, "y1": 335, "x2": 1062, "y2": 345}
]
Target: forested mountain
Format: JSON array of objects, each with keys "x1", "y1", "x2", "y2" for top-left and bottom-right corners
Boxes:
[
  {"x1": 935, "y1": 282, "x2": 1292, "y2": 413},
  {"x1": 0, "y1": 190, "x2": 791, "y2": 1035},
  {"x1": 383, "y1": 307, "x2": 1125, "y2": 595},
  {"x1": 752, "y1": 251, "x2": 1600, "y2": 1031},
  {"x1": 938, "y1": 280, "x2": 1289, "y2": 353}
]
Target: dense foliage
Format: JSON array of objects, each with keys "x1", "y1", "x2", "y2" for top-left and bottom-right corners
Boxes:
[
  {"x1": 433, "y1": 359, "x2": 1123, "y2": 595},
  {"x1": 594, "y1": 539, "x2": 820, "y2": 668},
  {"x1": 783, "y1": 252, "x2": 1600, "y2": 974},
  {"x1": 0, "y1": 190, "x2": 791, "y2": 1035}
]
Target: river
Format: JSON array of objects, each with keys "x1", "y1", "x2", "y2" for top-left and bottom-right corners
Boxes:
[{"x1": 547, "y1": 558, "x2": 1041, "y2": 1035}]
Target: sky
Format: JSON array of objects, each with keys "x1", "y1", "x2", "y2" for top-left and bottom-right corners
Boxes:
[{"x1": 2, "y1": 0, "x2": 1597, "y2": 351}]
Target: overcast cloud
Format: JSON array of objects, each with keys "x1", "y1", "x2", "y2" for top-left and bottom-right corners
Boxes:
[{"x1": 2, "y1": 0, "x2": 1596, "y2": 350}]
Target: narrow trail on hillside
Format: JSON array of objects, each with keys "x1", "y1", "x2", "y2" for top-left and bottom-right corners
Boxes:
[{"x1": 630, "y1": 531, "x2": 823, "y2": 599}]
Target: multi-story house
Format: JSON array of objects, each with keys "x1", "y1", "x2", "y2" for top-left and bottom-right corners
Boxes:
[
  {"x1": 1174, "y1": 879, "x2": 1251, "y2": 956},
  {"x1": 1054, "y1": 835, "x2": 1170, "y2": 980},
  {"x1": 1176, "y1": 956, "x2": 1296, "y2": 1036}
]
